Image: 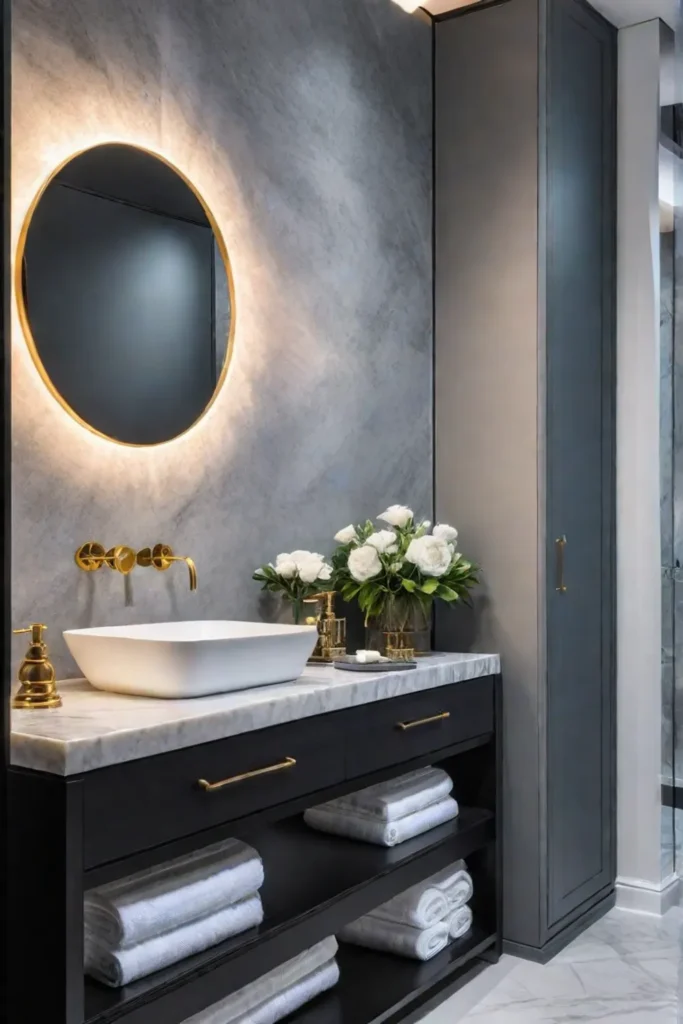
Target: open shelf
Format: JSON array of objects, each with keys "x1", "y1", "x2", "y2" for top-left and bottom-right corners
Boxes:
[
  {"x1": 288, "y1": 927, "x2": 496, "y2": 1024},
  {"x1": 84, "y1": 808, "x2": 494, "y2": 1024}
]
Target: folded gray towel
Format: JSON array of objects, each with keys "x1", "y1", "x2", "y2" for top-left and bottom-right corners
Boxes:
[
  {"x1": 232, "y1": 959, "x2": 339, "y2": 1024},
  {"x1": 449, "y1": 904, "x2": 474, "y2": 940},
  {"x1": 182, "y1": 937, "x2": 339, "y2": 1024},
  {"x1": 340, "y1": 915, "x2": 449, "y2": 961},
  {"x1": 85, "y1": 894, "x2": 263, "y2": 988},
  {"x1": 427, "y1": 861, "x2": 473, "y2": 909},
  {"x1": 331, "y1": 767, "x2": 454, "y2": 822},
  {"x1": 304, "y1": 796, "x2": 459, "y2": 847},
  {"x1": 370, "y1": 881, "x2": 449, "y2": 929},
  {"x1": 85, "y1": 837, "x2": 263, "y2": 949}
]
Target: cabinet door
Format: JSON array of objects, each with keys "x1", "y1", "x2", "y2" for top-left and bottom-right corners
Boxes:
[{"x1": 544, "y1": 0, "x2": 616, "y2": 929}]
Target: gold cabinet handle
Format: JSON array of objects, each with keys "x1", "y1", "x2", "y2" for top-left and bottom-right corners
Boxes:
[
  {"x1": 198, "y1": 756, "x2": 296, "y2": 792},
  {"x1": 396, "y1": 711, "x2": 451, "y2": 731},
  {"x1": 555, "y1": 535, "x2": 567, "y2": 593}
]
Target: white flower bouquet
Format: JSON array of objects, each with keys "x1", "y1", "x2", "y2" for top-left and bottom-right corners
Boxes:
[
  {"x1": 253, "y1": 551, "x2": 333, "y2": 624},
  {"x1": 331, "y1": 506, "x2": 479, "y2": 631}
]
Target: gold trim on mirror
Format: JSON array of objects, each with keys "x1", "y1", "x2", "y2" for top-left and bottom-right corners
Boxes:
[{"x1": 14, "y1": 142, "x2": 237, "y2": 448}]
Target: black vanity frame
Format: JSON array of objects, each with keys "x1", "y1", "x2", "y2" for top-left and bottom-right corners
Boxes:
[{"x1": 8, "y1": 674, "x2": 501, "y2": 1024}]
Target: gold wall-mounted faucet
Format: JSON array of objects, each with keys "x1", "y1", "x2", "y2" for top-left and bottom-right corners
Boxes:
[
  {"x1": 137, "y1": 544, "x2": 198, "y2": 592},
  {"x1": 75, "y1": 542, "x2": 137, "y2": 576}
]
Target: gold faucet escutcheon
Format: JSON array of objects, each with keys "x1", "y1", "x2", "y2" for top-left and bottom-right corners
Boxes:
[{"x1": 137, "y1": 544, "x2": 198, "y2": 592}]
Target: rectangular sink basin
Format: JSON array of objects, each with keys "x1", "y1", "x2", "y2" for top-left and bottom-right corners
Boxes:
[{"x1": 63, "y1": 621, "x2": 319, "y2": 699}]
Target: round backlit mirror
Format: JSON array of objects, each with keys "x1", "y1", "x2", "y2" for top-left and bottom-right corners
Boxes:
[{"x1": 17, "y1": 143, "x2": 234, "y2": 446}]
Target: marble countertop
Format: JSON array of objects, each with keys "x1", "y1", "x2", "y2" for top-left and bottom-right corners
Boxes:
[{"x1": 10, "y1": 652, "x2": 500, "y2": 776}]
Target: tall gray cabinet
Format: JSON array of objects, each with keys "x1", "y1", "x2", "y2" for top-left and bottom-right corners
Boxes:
[{"x1": 434, "y1": 0, "x2": 616, "y2": 960}]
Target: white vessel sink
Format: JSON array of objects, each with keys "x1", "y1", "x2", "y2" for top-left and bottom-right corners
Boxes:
[{"x1": 63, "y1": 620, "x2": 319, "y2": 699}]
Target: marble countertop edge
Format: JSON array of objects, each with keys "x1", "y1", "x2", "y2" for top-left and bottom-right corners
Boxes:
[{"x1": 10, "y1": 653, "x2": 500, "y2": 776}]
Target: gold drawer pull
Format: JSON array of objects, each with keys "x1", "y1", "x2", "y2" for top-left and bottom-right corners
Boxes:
[
  {"x1": 198, "y1": 757, "x2": 297, "y2": 792},
  {"x1": 396, "y1": 711, "x2": 451, "y2": 731}
]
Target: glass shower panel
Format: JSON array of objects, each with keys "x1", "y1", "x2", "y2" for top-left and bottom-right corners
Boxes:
[{"x1": 661, "y1": 211, "x2": 676, "y2": 882}]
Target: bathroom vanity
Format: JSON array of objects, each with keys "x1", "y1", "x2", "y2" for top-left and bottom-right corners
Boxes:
[{"x1": 8, "y1": 653, "x2": 500, "y2": 1024}]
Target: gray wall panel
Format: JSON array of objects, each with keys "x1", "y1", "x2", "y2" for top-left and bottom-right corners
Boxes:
[{"x1": 11, "y1": 0, "x2": 433, "y2": 677}]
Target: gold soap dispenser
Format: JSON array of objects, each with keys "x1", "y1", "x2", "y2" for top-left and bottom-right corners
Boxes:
[{"x1": 12, "y1": 623, "x2": 62, "y2": 709}]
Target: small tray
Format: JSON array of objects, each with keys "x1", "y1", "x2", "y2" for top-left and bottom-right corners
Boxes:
[{"x1": 333, "y1": 656, "x2": 417, "y2": 672}]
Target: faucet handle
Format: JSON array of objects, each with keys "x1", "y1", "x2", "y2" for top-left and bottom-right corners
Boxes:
[
  {"x1": 75, "y1": 542, "x2": 106, "y2": 572},
  {"x1": 104, "y1": 546, "x2": 136, "y2": 576}
]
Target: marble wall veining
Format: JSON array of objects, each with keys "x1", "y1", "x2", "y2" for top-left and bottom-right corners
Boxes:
[{"x1": 11, "y1": 0, "x2": 433, "y2": 677}]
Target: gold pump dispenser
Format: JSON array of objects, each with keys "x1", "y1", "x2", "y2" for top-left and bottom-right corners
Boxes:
[{"x1": 12, "y1": 623, "x2": 62, "y2": 709}]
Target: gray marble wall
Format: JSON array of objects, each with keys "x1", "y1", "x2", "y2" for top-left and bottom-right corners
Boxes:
[{"x1": 11, "y1": 0, "x2": 433, "y2": 677}]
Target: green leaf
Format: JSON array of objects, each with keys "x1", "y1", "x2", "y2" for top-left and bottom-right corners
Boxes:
[
  {"x1": 421, "y1": 578, "x2": 439, "y2": 595},
  {"x1": 401, "y1": 578, "x2": 417, "y2": 593},
  {"x1": 436, "y1": 584, "x2": 459, "y2": 602}
]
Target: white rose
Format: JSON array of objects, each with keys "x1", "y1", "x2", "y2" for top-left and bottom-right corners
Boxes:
[
  {"x1": 433, "y1": 523, "x2": 458, "y2": 544},
  {"x1": 405, "y1": 535, "x2": 452, "y2": 577},
  {"x1": 318, "y1": 563, "x2": 333, "y2": 581},
  {"x1": 334, "y1": 525, "x2": 358, "y2": 544},
  {"x1": 290, "y1": 550, "x2": 322, "y2": 564},
  {"x1": 378, "y1": 505, "x2": 414, "y2": 528},
  {"x1": 297, "y1": 557, "x2": 325, "y2": 584},
  {"x1": 366, "y1": 530, "x2": 398, "y2": 554},
  {"x1": 277, "y1": 560, "x2": 297, "y2": 579},
  {"x1": 348, "y1": 544, "x2": 382, "y2": 582}
]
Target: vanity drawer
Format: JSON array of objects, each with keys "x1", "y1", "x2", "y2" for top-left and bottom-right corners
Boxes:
[
  {"x1": 346, "y1": 677, "x2": 494, "y2": 779},
  {"x1": 83, "y1": 714, "x2": 345, "y2": 867}
]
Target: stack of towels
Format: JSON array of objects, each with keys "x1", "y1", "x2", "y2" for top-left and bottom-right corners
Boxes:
[
  {"x1": 303, "y1": 767, "x2": 459, "y2": 847},
  {"x1": 339, "y1": 860, "x2": 474, "y2": 961},
  {"x1": 84, "y1": 838, "x2": 265, "y2": 988},
  {"x1": 185, "y1": 937, "x2": 339, "y2": 1024}
]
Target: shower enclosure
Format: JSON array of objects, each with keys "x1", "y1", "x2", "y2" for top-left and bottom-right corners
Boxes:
[{"x1": 661, "y1": 83, "x2": 683, "y2": 882}]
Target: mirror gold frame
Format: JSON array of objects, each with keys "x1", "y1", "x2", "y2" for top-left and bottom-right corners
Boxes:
[{"x1": 15, "y1": 142, "x2": 237, "y2": 448}]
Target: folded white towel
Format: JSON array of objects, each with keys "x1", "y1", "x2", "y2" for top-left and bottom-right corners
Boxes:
[
  {"x1": 340, "y1": 915, "x2": 449, "y2": 961},
  {"x1": 331, "y1": 767, "x2": 453, "y2": 822},
  {"x1": 84, "y1": 838, "x2": 263, "y2": 949},
  {"x1": 449, "y1": 904, "x2": 474, "y2": 941},
  {"x1": 370, "y1": 881, "x2": 449, "y2": 929},
  {"x1": 427, "y1": 861, "x2": 473, "y2": 909},
  {"x1": 233, "y1": 960, "x2": 339, "y2": 1024},
  {"x1": 182, "y1": 938, "x2": 338, "y2": 1024},
  {"x1": 304, "y1": 796, "x2": 459, "y2": 847},
  {"x1": 85, "y1": 894, "x2": 263, "y2": 988}
]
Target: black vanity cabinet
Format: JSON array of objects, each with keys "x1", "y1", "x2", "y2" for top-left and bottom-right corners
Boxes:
[
  {"x1": 8, "y1": 674, "x2": 501, "y2": 1024},
  {"x1": 435, "y1": 0, "x2": 616, "y2": 960}
]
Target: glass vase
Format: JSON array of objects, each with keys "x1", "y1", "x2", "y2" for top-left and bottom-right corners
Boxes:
[{"x1": 366, "y1": 595, "x2": 432, "y2": 661}]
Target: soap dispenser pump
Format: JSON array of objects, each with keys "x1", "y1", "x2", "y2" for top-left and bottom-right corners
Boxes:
[{"x1": 12, "y1": 623, "x2": 62, "y2": 709}]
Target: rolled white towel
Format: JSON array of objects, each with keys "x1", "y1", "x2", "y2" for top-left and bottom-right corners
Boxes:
[
  {"x1": 427, "y1": 861, "x2": 473, "y2": 909},
  {"x1": 449, "y1": 904, "x2": 474, "y2": 941},
  {"x1": 182, "y1": 938, "x2": 338, "y2": 1024},
  {"x1": 331, "y1": 767, "x2": 453, "y2": 822},
  {"x1": 370, "y1": 880, "x2": 449, "y2": 929},
  {"x1": 304, "y1": 796, "x2": 459, "y2": 847},
  {"x1": 85, "y1": 894, "x2": 263, "y2": 988},
  {"x1": 233, "y1": 960, "x2": 339, "y2": 1024},
  {"x1": 84, "y1": 837, "x2": 263, "y2": 949},
  {"x1": 340, "y1": 915, "x2": 449, "y2": 961}
]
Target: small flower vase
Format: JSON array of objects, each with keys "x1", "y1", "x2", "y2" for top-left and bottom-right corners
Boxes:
[{"x1": 366, "y1": 596, "x2": 432, "y2": 661}]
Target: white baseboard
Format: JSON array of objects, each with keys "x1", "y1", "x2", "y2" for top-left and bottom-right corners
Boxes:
[{"x1": 615, "y1": 873, "x2": 681, "y2": 915}]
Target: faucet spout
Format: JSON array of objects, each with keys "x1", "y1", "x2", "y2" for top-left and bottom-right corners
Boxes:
[
  {"x1": 136, "y1": 544, "x2": 198, "y2": 592},
  {"x1": 169, "y1": 555, "x2": 198, "y2": 592}
]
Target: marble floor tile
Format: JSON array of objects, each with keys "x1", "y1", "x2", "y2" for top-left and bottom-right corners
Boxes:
[{"x1": 420, "y1": 907, "x2": 683, "y2": 1024}]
